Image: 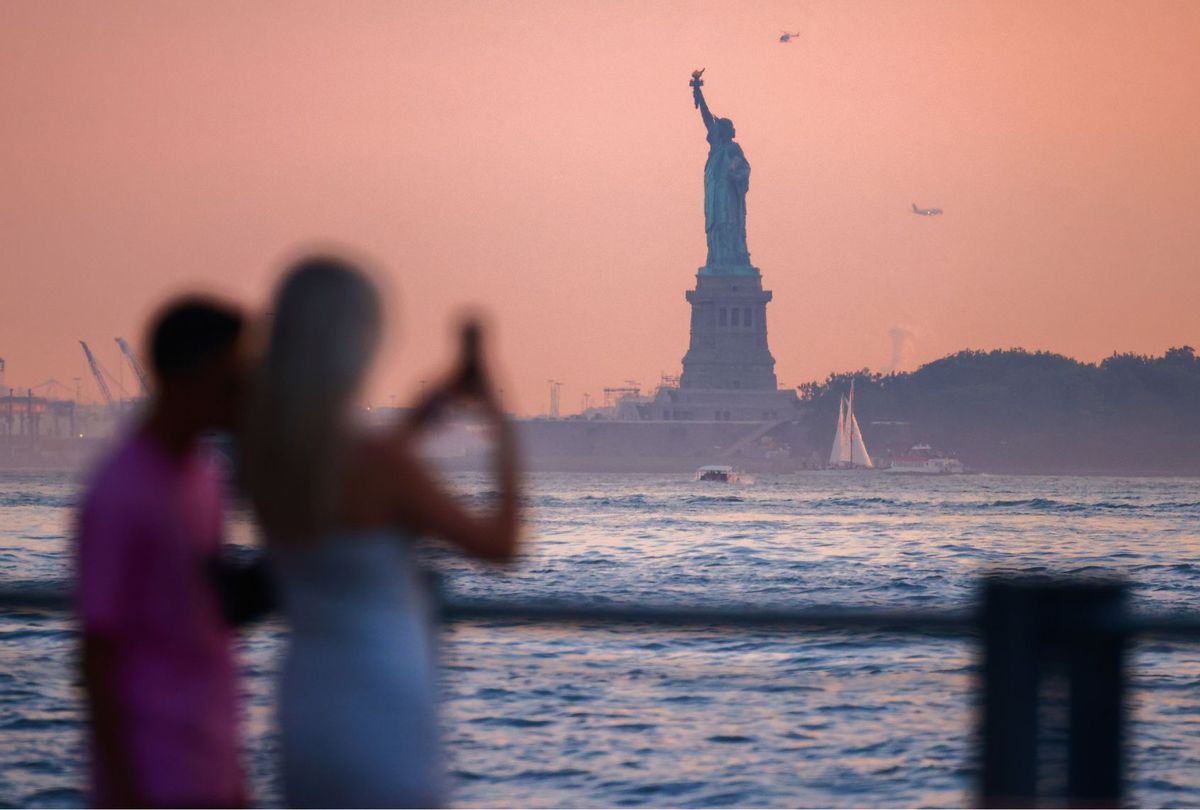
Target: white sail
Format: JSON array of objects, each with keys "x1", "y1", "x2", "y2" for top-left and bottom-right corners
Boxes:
[
  {"x1": 840, "y1": 396, "x2": 853, "y2": 463},
  {"x1": 839, "y1": 396, "x2": 850, "y2": 464},
  {"x1": 828, "y1": 396, "x2": 848, "y2": 465},
  {"x1": 844, "y1": 380, "x2": 873, "y2": 468},
  {"x1": 849, "y1": 411, "x2": 874, "y2": 468}
]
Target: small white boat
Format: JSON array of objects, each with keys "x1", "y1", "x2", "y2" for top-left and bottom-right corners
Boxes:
[
  {"x1": 886, "y1": 445, "x2": 966, "y2": 475},
  {"x1": 695, "y1": 464, "x2": 742, "y2": 483}
]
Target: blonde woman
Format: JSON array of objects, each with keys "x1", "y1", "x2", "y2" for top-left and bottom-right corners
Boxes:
[{"x1": 243, "y1": 255, "x2": 520, "y2": 808}]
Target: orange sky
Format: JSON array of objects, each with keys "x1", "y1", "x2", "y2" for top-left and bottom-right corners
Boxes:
[{"x1": 3, "y1": 0, "x2": 1198, "y2": 414}]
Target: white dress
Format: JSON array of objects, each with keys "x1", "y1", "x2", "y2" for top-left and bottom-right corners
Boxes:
[{"x1": 272, "y1": 531, "x2": 444, "y2": 808}]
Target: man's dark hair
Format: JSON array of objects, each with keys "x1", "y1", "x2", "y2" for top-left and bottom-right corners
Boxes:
[{"x1": 148, "y1": 297, "x2": 244, "y2": 383}]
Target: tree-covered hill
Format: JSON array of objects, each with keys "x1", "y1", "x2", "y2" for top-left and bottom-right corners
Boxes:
[{"x1": 797, "y1": 347, "x2": 1200, "y2": 474}]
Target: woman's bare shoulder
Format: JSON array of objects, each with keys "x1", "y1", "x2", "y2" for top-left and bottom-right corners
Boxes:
[
  {"x1": 350, "y1": 429, "x2": 406, "y2": 463},
  {"x1": 343, "y1": 430, "x2": 424, "y2": 492},
  {"x1": 338, "y1": 433, "x2": 402, "y2": 516}
]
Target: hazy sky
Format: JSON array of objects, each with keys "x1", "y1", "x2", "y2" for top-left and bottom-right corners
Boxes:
[{"x1": 3, "y1": 0, "x2": 1198, "y2": 414}]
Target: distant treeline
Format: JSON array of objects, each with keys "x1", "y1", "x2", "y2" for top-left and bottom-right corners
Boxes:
[{"x1": 797, "y1": 347, "x2": 1200, "y2": 475}]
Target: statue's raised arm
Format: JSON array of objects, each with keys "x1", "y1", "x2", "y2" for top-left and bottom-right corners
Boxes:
[{"x1": 690, "y1": 69, "x2": 714, "y2": 132}]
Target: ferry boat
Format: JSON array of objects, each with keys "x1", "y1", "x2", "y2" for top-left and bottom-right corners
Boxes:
[
  {"x1": 695, "y1": 464, "x2": 742, "y2": 483},
  {"x1": 886, "y1": 445, "x2": 966, "y2": 475}
]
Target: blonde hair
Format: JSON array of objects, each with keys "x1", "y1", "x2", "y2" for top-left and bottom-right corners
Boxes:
[{"x1": 243, "y1": 255, "x2": 382, "y2": 544}]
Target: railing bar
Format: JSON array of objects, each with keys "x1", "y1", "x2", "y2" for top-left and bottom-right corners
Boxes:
[
  {"x1": 0, "y1": 588, "x2": 71, "y2": 611},
  {"x1": 1118, "y1": 616, "x2": 1200, "y2": 639},
  {"x1": 4, "y1": 584, "x2": 1200, "y2": 642},
  {"x1": 0, "y1": 585, "x2": 969, "y2": 635},
  {"x1": 440, "y1": 600, "x2": 976, "y2": 635}
]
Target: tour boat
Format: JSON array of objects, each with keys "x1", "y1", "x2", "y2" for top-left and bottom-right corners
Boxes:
[
  {"x1": 695, "y1": 464, "x2": 742, "y2": 483},
  {"x1": 828, "y1": 382, "x2": 873, "y2": 469},
  {"x1": 886, "y1": 445, "x2": 966, "y2": 475}
]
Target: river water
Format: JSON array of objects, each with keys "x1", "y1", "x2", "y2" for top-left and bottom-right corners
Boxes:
[{"x1": 2, "y1": 469, "x2": 1199, "y2": 807}]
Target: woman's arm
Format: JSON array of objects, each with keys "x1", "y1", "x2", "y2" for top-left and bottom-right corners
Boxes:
[
  {"x1": 394, "y1": 377, "x2": 457, "y2": 442},
  {"x1": 384, "y1": 396, "x2": 520, "y2": 562},
  {"x1": 396, "y1": 321, "x2": 485, "y2": 441}
]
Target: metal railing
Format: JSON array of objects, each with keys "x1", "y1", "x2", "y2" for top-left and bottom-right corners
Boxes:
[{"x1": 4, "y1": 575, "x2": 1200, "y2": 807}]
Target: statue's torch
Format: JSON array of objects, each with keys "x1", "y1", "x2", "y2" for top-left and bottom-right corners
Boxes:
[{"x1": 690, "y1": 68, "x2": 705, "y2": 107}]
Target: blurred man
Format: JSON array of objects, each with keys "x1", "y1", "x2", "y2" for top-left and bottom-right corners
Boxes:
[{"x1": 76, "y1": 299, "x2": 248, "y2": 808}]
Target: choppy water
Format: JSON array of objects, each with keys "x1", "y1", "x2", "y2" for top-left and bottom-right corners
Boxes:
[{"x1": 2, "y1": 470, "x2": 1200, "y2": 807}]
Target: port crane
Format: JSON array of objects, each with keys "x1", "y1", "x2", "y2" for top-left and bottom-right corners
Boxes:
[
  {"x1": 79, "y1": 341, "x2": 115, "y2": 406},
  {"x1": 31, "y1": 379, "x2": 74, "y2": 399},
  {"x1": 115, "y1": 337, "x2": 150, "y2": 395}
]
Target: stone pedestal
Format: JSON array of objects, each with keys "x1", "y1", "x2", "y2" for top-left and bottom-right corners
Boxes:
[{"x1": 680, "y1": 268, "x2": 778, "y2": 391}]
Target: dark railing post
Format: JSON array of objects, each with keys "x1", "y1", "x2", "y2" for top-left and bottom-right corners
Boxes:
[
  {"x1": 979, "y1": 577, "x2": 1127, "y2": 808},
  {"x1": 1065, "y1": 583, "x2": 1126, "y2": 806},
  {"x1": 981, "y1": 579, "x2": 1041, "y2": 806}
]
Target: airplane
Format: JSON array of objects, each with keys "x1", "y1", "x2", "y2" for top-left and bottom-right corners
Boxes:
[
  {"x1": 779, "y1": 31, "x2": 801, "y2": 43},
  {"x1": 912, "y1": 203, "x2": 943, "y2": 216}
]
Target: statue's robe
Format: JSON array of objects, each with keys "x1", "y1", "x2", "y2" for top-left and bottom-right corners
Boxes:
[{"x1": 703, "y1": 136, "x2": 751, "y2": 268}]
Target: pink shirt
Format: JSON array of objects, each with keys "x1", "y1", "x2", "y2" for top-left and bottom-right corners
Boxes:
[{"x1": 76, "y1": 431, "x2": 244, "y2": 807}]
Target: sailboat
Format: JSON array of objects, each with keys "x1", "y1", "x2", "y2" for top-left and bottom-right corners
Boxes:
[{"x1": 828, "y1": 381, "x2": 873, "y2": 469}]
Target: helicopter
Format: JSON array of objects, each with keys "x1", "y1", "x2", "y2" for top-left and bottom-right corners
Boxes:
[{"x1": 779, "y1": 31, "x2": 801, "y2": 43}]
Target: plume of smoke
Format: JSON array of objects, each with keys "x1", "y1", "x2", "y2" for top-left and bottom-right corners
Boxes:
[{"x1": 885, "y1": 325, "x2": 916, "y2": 373}]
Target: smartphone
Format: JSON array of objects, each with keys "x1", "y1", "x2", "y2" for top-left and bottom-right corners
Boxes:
[{"x1": 459, "y1": 320, "x2": 482, "y2": 390}]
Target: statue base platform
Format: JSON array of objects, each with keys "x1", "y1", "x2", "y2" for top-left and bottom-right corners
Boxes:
[
  {"x1": 644, "y1": 385, "x2": 799, "y2": 422},
  {"x1": 680, "y1": 271, "x2": 779, "y2": 391}
]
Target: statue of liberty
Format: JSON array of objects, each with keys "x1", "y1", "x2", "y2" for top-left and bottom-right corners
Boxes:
[{"x1": 690, "y1": 69, "x2": 752, "y2": 272}]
